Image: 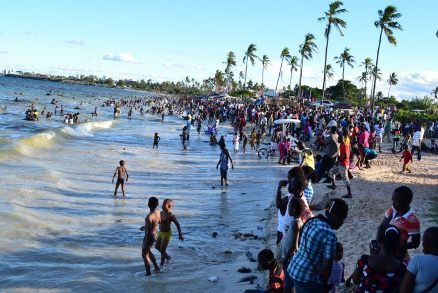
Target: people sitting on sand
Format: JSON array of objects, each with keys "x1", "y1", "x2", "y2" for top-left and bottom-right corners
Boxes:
[{"x1": 352, "y1": 225, "x2": 406, "y2": 293}]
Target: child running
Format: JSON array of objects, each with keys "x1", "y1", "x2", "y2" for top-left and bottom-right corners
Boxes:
[
  {"x1": 400, "y1": 144, "x2": 412, "y2": 173},
  {"x1": 155, "y1": 199, "x2": 184, "y2": 268}
]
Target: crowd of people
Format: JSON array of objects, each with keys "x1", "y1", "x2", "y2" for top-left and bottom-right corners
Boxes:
[{"x1": 15, "y1": 91, "x2": 437, "y2": 292}]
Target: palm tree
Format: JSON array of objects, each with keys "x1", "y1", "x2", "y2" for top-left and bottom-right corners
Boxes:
[
  {"x1": 287, "y1": 56, "x2": 299, "y2": 93},
  {"x1": 275, "y1": 47, "x2": 291, "y2": 95},
  {"x1": 370, "y1": 64, "x2": 382, "y2": 98},
  {"x1": 387, "y1": 72, "x2": 398, "y2": 98},
  {"x1": 243, "y1": 44, "x2": 258, "y2": 91},
  {"x1": 371, "y1": 5, "x2": 402, "y2": 112},
  {"x1": 214, "y1": 70, "x2": 225, "y2": 92},
  {"x1": 261, "y1": 55, "x2": 270, "y2": 88},
  {"x1": 318, "y1": 0, "x2": 348, "y2": 103},
  {"x1": 325, "y1": 64, "x2": 334, "y2": 79},
  {"x1": 298, "y1": 33, "x2": 318, "y2": 99},
  {"x1": 360, "y1": 57, "x2": 373, "y2": 106},
  {"x1": 224, "y1": 51, "x2": 236, "y2": 93},
  {"x1": 334, "y1": 47, "x2": 355, "y2": 100},
  {"x1": 358, "y1": 72, "x2": 368, "y2": 106},
  {"x1": 432, "y1": 86, "x2": 438, "y2": 99}
]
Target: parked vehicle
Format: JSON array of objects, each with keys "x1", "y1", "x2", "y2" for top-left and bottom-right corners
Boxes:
[{"x1": 309, "y1": 100, "x2": 334, "y2": 108}]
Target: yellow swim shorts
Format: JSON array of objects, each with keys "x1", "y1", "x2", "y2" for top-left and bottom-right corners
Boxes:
[{"x1": 158, "y1": 231, "x2": 172, "y2": 241}]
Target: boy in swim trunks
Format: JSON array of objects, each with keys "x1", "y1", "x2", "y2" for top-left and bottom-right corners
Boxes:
[
  {"x1": 141, "y1": 197, "x2": 161, "y2": 276},
  {"x1": 155, "y1": 199, "x2": 184, "y2": 268},
  {"x1": 112, "y1": 160, "x2": 129, "y2": 197}
]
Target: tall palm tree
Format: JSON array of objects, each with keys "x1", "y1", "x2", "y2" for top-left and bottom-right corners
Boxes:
[
  {"x1": 318, "y1": 0, "x2": 348, "y2": 103},
  {"x1": 224, "y1": 51, "x2": 236, "y2": 93},
  {"x1": 214, "y1": 70, "x2": 225, "y2": 92},
  {"x1": 358, "y1": 72, "x2": 368, "y2": 106},
  {"x1": 298, "y1": 33, "x2": 318, "y2": 100},
  {"x1": 261, "y1": 55, "x2": 270, "y2": 88},
  {"x1": 371, "y1": 5, "x2": 402, "y2": 112},
  {"x1": 370, "y1": 64, "x2": 382, "y2": 98},
  {"x1": 275, "y1": 47, "x2": 291, "y2": 95},
  {"x1": 360, "y1": 57, "x2": 373, "y2": 106},
  {"x1": 432, "y1": 86, "x2": 438, "y2": 99},
  {"x1": 334, "y1": 47, "x2": 355, "y2": 100},
  {"x1": 243, "y1": 44, "x2": 258, "y2": 91},
  {"x1": 287, "y1": 56, "x2": 299, "y2": 93},
  {"x1": 325, "y1": 64, "x2": 334, "y2": 79},
  {"x1": 387, "y1": 72, "x2": 398, "y2": 98}
]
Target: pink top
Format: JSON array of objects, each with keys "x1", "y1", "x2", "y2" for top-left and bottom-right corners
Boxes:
[{"x1": 359, "y1": 131, "x2": 370, "y2": 148}]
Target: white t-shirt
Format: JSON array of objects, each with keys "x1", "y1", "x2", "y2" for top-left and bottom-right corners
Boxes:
[
  {"x1": 412, "y1": 131, "x2": 422, "y2": 146},
  {"x1": 407, "y1": 254, "x2": 438, "y2": 293}
]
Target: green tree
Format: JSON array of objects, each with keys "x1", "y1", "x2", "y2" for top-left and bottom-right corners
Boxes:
[
  {"x1": 224, "y1": 51, "x2": 236, "y2": 93},
  {"x1": 288, "y1": 56, "x2": 299, "y2": 92},
  {"x1": 334, "y1": 47, "x2": 355, "y2": 100},
  {"x1": 360, "y1": 57, "x2": 373, "y2": 106},
  {"x1": 326, "y1": 79, "x2": 359, "y2": 101},
  {"x1": 358, "y1": 72, "x2": 368, "y2": 106},
  {"x1": 431, "y1": 86, "x2": 438, "y2": 99},
  {"x1": 325, "y1": 64, "x2": 334, "y2": 79},
  {"x1": 387, "y1": 72, "x2": 398, "y2": 98},
  {"x1": 371, "y1": 5, "x2": 402, "y2": 111},
  {"x1": 275, "y1": 47, "x2": 291, "y2": 95},
  {"x1": 243, "y1": 44, "x2": 258, "y2": 90},
  {"x1": 318, "y1": 0, "x2": 348, "y2": 102},
  {"x1": 214, "y1": 70, "x2": 225, "y2": 92},
  {"x1": 260, "y1": 54, "x2": 270, "y2": 88},
  {"x1": 298, "y1": 33, "x2": 318, "y2": 100}
]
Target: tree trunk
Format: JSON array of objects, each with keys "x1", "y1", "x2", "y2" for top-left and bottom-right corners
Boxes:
[
  {"x1": 289, "y1": 70, "x2": 294, "y2": 99},
  {"x1": 243, "y1": 57, "x2": 249, "y2": 91},
  {"x1": 275, "y1": 58, "x2": 283, "y2": 96},
  {"x1": 342, "y1": 64, "x2": 345, "y2": 101},
  {"x1": 321, "y1": 24, "x2": 331, "y2": 104},
  {"x1": 387, "y1": 84, "x2": 392, "y2": 99},
  {"x1": 298, "y1": 55, "x2": 304, "y2": 101},
  {"x1": 371, "y1": 27, "x2": 383, "y2": 114},
  {"x1": 261, "y1": 67, "x2": 265, "y2": 88}
]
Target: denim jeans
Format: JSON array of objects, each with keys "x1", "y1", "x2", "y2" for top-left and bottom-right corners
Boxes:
[{"x1": 293, "y1": 279, "x2": 324, "y2": 293}]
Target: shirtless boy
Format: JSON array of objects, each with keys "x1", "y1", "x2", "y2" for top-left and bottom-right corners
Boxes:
[
  {"x1": 155, "y1": 199, "x2": 184, "y2": 268},
  {"x1": 112, "y1": 160, "x2": 129, "y2": 197},
  {"x1": 141, "y1": 197, "x2": 161, "y2": 276}
]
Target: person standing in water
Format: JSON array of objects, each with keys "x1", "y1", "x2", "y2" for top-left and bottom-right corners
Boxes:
[
  {"x1": 155, "y1": 199, "x2": 184, "y2": 268},
  {"x1": 112, "y1": 160, "x2": 129, "y2": 197},
  {"x1": 216, "y1": 142, "x2": 234, "y2": 186},
  {"x1": 153, "y1": 132, "x2": 160, "y2": 149},
  {"x1": 141, "y1": 197, "x2": 161, "y2": 276}
]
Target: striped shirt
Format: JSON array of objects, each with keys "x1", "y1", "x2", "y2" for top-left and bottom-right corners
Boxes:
[{"x1": 288, "y1": 216, "x2": 337, "y2": 284}]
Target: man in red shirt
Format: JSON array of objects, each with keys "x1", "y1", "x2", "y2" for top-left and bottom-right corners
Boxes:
[{"x1": 327, "y1": 133, "x2": 353, "y2": 198}]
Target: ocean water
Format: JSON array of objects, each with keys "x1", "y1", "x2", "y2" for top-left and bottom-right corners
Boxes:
[{"x1": 0, "y1": 76, "x2": 285, "y2": 292}]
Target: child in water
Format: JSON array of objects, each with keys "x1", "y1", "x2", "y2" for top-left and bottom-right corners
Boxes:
[
  {"x1": 153, "y1": 132, "x2": 160, "y2": 149},
  {"x1": 155, "y1": 199, "x2": 184, "y2": 268}
]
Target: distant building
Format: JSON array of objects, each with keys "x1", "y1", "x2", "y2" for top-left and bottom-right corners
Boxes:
[{"x1": 263, "y1": 89, "x2": 276, "y2": 97}]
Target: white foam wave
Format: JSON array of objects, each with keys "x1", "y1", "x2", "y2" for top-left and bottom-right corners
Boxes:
[{"x1": 61, "y1": 120, "x2": 114, "y2": 137}]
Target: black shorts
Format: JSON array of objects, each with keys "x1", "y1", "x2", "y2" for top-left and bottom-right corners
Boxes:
[
  {"x1": 142, "y1": 235, "x2": 156, "y2": 250},
  {"x1": 220, "y1": 168, "x2": 228, "y2": 177},
  {"x1": 117, "y1": 178, "x2": 125, "y2": 185}
]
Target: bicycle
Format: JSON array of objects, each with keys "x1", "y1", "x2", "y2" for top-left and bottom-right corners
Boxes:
[{"x1": 258, "y1": 144, "x2": 277, "y2": 158}]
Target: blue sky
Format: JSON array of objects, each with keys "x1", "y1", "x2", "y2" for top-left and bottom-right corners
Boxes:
[{"x1": 0, "y1": 0, "x2": 437, "y2": 99}]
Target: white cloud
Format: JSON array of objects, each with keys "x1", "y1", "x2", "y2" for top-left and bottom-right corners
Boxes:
[
  {"x1": 0, "y1": 50, "x2": 8, "y2": 54},
  {"x1": 21, "y1": 31, "x2": 37, "y2": 36},
  {"x1": 64, "y1": 39, "x2": 85, "y2": 46},
  {"x1": 390, "y1": 71, "x2": 438, "y2": 99},
  {"x1": 103, "y1": 52, "x2": 138, "y2": 64},
  {"x1": 163, "y1": 61, "x2": 185, "y2": 69}
]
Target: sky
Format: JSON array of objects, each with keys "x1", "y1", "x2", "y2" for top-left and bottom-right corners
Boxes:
[{"x1": 0, "y1": 0, "x2": 437, "y2": 99}]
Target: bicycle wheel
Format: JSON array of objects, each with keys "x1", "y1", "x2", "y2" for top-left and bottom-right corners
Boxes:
[{"x1": 258, "y1": 148, "x2": 269, "y2": 158}]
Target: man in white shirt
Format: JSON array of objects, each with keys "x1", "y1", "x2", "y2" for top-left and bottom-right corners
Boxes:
[{"x1": 412, "y1": 127, "x2": 423, "y2": 161}]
